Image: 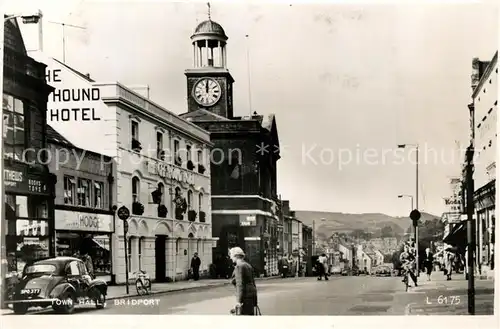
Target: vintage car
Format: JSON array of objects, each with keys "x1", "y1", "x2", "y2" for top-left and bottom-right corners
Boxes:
[
  {"x1": 9, "y1": 257, "x2": 107, "y2": 314},
  {"x1": 374, "y1": 266, "x2": 392, "y2": 277}
]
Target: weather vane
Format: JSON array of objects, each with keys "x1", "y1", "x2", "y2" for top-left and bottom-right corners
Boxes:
[{"x1": 207, "y1": 2, "x2": 211, "y2": 20}]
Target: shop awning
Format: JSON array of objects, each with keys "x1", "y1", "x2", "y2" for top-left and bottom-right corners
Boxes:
[
  {"x1": 443, "y1": 222, "x2": 467, "y2": 247},
  {"x1": 92, "y1": 238, "x2": 109, "y2": 251}
]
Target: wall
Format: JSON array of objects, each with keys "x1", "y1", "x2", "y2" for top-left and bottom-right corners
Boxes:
[{"x1": 473, "y1": 56, "x2": 497, "y2": 189}]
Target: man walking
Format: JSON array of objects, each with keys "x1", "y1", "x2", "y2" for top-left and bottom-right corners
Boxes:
[
  {"x1": 317, "y1": 253, "x2": 329, "y2": 281},
  {"x1": 191, "y1": 252, "x2": 201, "y2": 281}
]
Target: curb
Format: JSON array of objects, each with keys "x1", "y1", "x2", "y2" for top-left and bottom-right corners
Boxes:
[
  {"x1": 404, "y1": 302, "x2": 417, "y2": 315},
  {"x1": 107, "y1": 275, "x2": 282, "y2": 301}
]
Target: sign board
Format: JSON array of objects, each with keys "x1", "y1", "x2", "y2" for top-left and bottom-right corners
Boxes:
[
  {"x1": 240, "y1": 215, "x2": 257, "y2": 227},
  {"x1": 55, "y1": 210, "x2": 114, "y2": 233},
  {"x1": 4, "y1": 167, "x2": 49, "y2": 196},
  {"x1": 146, "y1": 160, "x2": 195, "y2": 186},
  {"x1": 30, "y1": 52, "x2": 116, "y2": 157}
]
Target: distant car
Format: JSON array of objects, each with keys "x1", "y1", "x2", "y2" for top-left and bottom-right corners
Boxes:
[
  {"x1": 8, "y1": 257, "x2": 107, "y2": 314},
  {"x1": 374, "y1": 266, "x2": 392, "y2": 277},
  {"x1": 330, "y1": 266, "x2": 342, "y2": 275},
  {"x1": 341, "y1": 268, "x2": 349, "y2": 276}
]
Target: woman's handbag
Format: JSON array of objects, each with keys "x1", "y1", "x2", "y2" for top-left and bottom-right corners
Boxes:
[{"x1": 254, "y1": 305, "x2": 262, "y2": 315}]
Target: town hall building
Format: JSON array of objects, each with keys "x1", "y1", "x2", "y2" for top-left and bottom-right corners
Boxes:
[{"x1": 180, "y1": 17, "x2": 282, "y2": 276}]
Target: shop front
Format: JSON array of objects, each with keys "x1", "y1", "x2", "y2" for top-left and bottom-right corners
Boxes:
[
  {"x1": 54, "y1": 209, "x2": 115, "y2": 283},
  {"x1": 4, "y1": 162, "x2": 55, "y2": 275},
  {"x1": 474, "y1": 179, "x2": 495, "y2": 274}
]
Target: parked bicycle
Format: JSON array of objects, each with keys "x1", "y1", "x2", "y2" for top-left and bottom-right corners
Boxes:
[{"x1": 134, "y1": 270, "x2": 151, "y2": 295}]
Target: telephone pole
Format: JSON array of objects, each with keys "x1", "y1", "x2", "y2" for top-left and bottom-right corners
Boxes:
[{"x1": 466, "y1": 103, "x2": 476, "y2": 315}]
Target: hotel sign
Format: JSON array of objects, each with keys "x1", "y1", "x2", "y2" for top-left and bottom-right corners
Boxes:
[
  {"x1": 146, "y1": 160, "x2": 195, "y2": 186},
  {"x1": 55, "y1": 210, "x2": 114, "y2": 233}
]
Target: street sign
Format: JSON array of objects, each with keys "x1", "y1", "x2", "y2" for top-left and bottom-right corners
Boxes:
[
  {"x1": 117, "y1": 206, "x2": 130, "y2": 220},
  {"x1": 409, "y1": 209, "x2": 421, "y2": 221}
]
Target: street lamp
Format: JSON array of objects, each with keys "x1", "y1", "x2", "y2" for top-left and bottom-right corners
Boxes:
[
  {"x1": 397, "y1": 143, "x2": 420, "y2": 275},
  {"x1": 398, "y1": 194, "x2": 414, "y2": 213},
  {"x1": 1, "y1": 11, "x2": 44, "y2": 310}
]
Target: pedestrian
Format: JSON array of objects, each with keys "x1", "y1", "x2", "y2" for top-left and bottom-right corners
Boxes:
[
  {"x1": 423, "y1": 247, "x2": 434, "y2": 281},
  {"x1": 317, "y1": 253, "x2": 328, "y2": 281},
  {"x1": 444, "y1": 250, "x2": 454, "y2": 280},
  {"x1": 190, "y1": 252, "x2": 201, "y2": 281},
  {"x1": 229, "y1": 247, "x2": 258, "y2": 315},
  {"x1": 82, "y1": 252, "x2": 95, "y2": 279},
  {"x1": 399, "y1": 245, "x2": 418, "y2": 287}
]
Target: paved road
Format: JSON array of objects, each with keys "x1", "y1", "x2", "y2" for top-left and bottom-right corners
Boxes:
[
  {"x1": 7, "y1": 275, "x2": 493, "y2": 315},
  {"x1": 79, "y1": 275, "x2": 428, "y2": 315}
]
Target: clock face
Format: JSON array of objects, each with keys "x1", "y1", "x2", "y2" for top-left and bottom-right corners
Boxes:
[{"x1": 193, "y1": 78, "x2": 221, "y2": 107}]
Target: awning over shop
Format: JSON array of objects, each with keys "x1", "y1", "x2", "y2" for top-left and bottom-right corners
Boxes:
[{"x1": 443, "y1": 222, "x2": 466, "y2": 247}]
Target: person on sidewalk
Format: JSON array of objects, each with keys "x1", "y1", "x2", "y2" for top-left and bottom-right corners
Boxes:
[
  {"x1": 444, "y1": 250, "x2": 454, "y2": 280},
  {"x1": 190, "y1": 252, "x2": 201, "y2": 281},
  {"x1": 400, "y1": 245, "x2": 418, "y2": 287},
  {"x1": 317, "y1": 253, "x2": 329, "y2": 281},
  {"x1": 423, "y1": 248, "x2": 434, "y2": 281},
  {"x1": 229, "y1": 247, "x2": 258, "y2": 315}
]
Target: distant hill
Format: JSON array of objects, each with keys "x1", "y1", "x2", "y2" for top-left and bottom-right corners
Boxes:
[{"x1": 294, "y1": 210, "x2": 441, "y2": 242}]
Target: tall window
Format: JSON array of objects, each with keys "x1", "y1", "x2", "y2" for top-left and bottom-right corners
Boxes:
[
  {"x1": 157, "y1": 183, "x2": 165, "y2": 204},
  {"x1": 197, "y1": 150, "x2": 203, "y2": 164},
  {"x1": 198, "y1": 193, "x2": 203, "y2": 212},
  {"x1": 186, "y1": 145, "x2": 192, "y2": 161},
  {"x1": 138, "y1": 237, "x2": 144, "y2": 270},
  {"x1": 187, "y1": 190, "x2": 193, "y2": 209},
  {"x1": 127, "y1": 237, "x2": 132, "y2": 272},
  {"x1": 94, "y1": 181, "x2": 104, "y2": 209},
  {"x1": 3, "y1": 94, "x2": 26, "y2": 161},
  {"x1": 64, "y1": 176, "x2": 76, "y2": 205},
  {"x1": 131, "y1": 121, "x2": 139, "y2": 140},
  {"x1": 156, "y1": 132, "x2": 163, "y2": 159},
  {"x1": 132, "y1": 177, "x2": 140, "y2": 203},
  {"x1": 174, "y1": 140, "x2": 179, "y2": 156},
  {"x1": 175, "y1": 187, "x2": 181, "y2": 198},
  {"x1": 77, "y1": 179, "x2": 91, "y2": 206}
]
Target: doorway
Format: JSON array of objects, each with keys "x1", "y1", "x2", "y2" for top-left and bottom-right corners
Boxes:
[{"x1": 155, "y1": 235, "x2": 167, "y2": 282}]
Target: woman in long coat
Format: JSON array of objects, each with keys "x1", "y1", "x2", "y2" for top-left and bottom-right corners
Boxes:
[{"x1": 229, "y1": 247, "x2": 258, "y2": 315}]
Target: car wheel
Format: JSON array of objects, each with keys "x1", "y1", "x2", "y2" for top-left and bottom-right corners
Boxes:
[
  {"x1": 55, "y1": 292, "x2": 75, "y2": 314},
  {"x1": 13, "y1": 304, "x2": 29, "y2": 314}
]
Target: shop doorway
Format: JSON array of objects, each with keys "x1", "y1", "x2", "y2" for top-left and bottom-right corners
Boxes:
[{"x1": 155, "y1": 235, "x2": 167, "y2": 282}]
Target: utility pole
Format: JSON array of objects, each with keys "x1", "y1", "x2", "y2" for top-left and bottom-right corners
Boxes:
[
  {"x1": 466, "y1": 103, "x2": 476, "y2": 315},
  {"x1": 48, "y1": 21, "x2": 86, "y2": 63}
]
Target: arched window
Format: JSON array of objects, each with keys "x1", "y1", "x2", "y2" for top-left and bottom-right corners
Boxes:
[
  {"x1": 187, "y1": 190, "x2": 193, "y2": 209},
  {"x1": 132, "y1": 177, "x2": 140, "y2": 203},
  {"x1": 198, "y1": 193, "x2": 203, "y2": 212},
  {"x1": 188, "y1": 233, "x2": 194, "y2": 238},
  {"x1": 175, "y1": 187, "x2": 181, "y2": 198},
  {"x1": 157, "y1": 183, "x2": 165, "y2": 205},
  {"x1": 138, "y1": 237, "x2": 145, "y2": 270}
]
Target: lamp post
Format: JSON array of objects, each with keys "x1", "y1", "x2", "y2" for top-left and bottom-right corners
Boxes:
[
  {"x1": 398, "y1": 194, "x2": 414, "y2": 212},
  {"x1": 466, "y1": 103, "x2": 475, "y2": 315},
  {"x1": 1, "y1": 11, "x2": 44, "y2": 310},
  {"x1": 397, "y1": 143, "x2": 420, "y2": 276}
]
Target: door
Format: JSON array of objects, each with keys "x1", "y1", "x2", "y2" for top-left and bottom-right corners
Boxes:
[{"x1": 155, "y1": 235, "x2": 167, "y2": 282}]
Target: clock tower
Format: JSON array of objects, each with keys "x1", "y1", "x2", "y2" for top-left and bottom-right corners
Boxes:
[{"x1": 185, "y1": 16, "x2": 234, "y2": 119}]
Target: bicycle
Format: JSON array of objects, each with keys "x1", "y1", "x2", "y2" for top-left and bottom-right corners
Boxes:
[{"x1": 134, "y1": 270, "x2": 151, "y2": 296}]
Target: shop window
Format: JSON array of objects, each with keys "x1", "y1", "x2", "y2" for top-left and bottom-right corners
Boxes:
[
  {"x1": 3, "y1": 94, "x2": 26, "y2": 161},
  {"x1": 77, "y1": 179, "x2": 91, "y2": 207},
  {"x1": 138, "y1": 237, "x2": 144, "y2": 270},
  {"x1": 187, "y1": 190, "x2": 193, "y2": 209},
  {"x1": 198, "y1": 193, "x2": 203, "y2": 212},
  {"x1": 64, "y1": 176, "x2": 76, "y2": 205},
  {"x1": 131, "y1": 120, "x2": 140, "y2": 152},
  {"x1": 132, "y1": 177, "x2": 140, "y2": 203},
  {"x1": 94, "y1": 181, "x2": 104, "y2": 209},
  {"x1": 16, "y1": 220, "x2": 49, "y2": 236}
]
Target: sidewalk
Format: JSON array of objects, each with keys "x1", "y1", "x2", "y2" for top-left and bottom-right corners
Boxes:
[{"x1": 404, "y1": 272, "x2": 494, "y2": 315}]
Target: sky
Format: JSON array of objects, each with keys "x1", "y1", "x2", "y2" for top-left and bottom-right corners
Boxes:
[{"x1": 6, "y1": 0, "x2": 499, "y2": 217}]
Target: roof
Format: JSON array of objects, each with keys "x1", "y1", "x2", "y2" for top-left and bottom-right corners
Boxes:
[
  {"x1": 193, "y1": 19, "x2": 227, "y2": 39},
  {"x1": 46, "y1": 125, "x2": 76, "y2": 147},
  {"x1": 52, "y1": 58, "x2": 95, "y2": 82}
]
